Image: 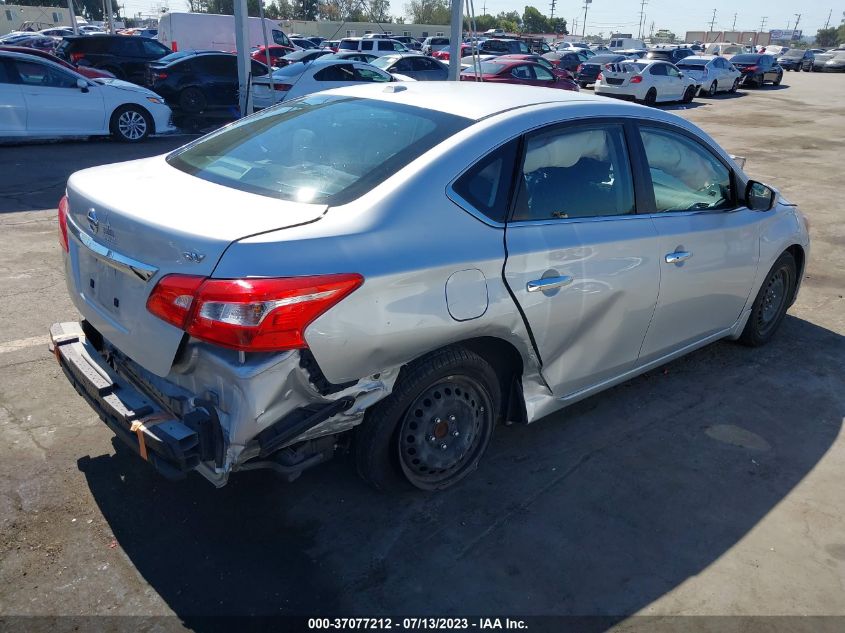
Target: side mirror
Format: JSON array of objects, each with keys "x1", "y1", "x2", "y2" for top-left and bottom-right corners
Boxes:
[
  {"x1": 746, "y1": 180, "x2": 776, "y2": 211},
  {"x1": 677, "y1": 71, "x2": 684, "y2": 77},
  {"x1": 76, "y1": 78, "x2": 89, "y2": 92}
]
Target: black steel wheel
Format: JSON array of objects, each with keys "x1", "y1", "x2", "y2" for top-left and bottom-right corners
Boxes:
[
  {"x1": 739, "y1": 251, "x2": 797, "y2": 347},
  {"x1": 355, "y1": 346, "x2": 500, "y2": 491}
]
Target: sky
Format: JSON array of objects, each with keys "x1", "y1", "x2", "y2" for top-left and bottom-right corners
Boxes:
[{"x1": 118, "y1": 0, "x2": 841, "y2": 38}]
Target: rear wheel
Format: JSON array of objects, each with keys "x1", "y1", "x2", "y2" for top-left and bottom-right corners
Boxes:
[
  {"x1": 708, "y1": 81, "x2": 718, "y2": 97},
  {"x1": 738, "y1": 252, "x2": 797, "y2": 347},
  {"x1": 354, "y1": 346, "x2": 500, "y2": 491},
  {"x1": 179, "y1": 87, "x2": 207, "y2": 114},
  {"x1": 643, "y1": 87, "x2": 657, "y2": 106},
  {"x1": 682, "y1": 85, "x2": 695, "y2": 103},
  {"x1": 773, "y1": 73, "x2": 782, "y2": 86},
  {"x1": 109, "y1": 105, "x2": 151, "y2": 142}
]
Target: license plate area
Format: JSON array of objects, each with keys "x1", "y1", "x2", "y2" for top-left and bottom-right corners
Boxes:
[{"x1": 78, "y1": 250, "x2": 139, "y2": 318}]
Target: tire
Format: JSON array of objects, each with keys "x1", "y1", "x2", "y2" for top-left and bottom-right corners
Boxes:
[
  {"x1": 729, "y1": 78, "x2": 739, "y2": 93},
  {"x1": 738, "y1": 251, "x2": 797, "y2": 347},
  {"x1": 707, "y1": 81, "x2": 718, "y2": 97},
  {"x1": 643, "y1": 87, "x2": 657, "y2": 106},
  {"x1": 579, "y1": 81, "x2": 588, "y2": 89},
  {"x1": 109, "y1": 105, "x2": 152, "y2": 142},
  {"x1": 354, "y1": 346, "x2": 501, "y2": 492},
  {"x1": 774, "y1": 73, "x2": 782, "y2": 86},
  {"x1": 179, "y1": 87, "x2": 207, "y2": 114},
  {"x1": 682, "y1": 86, "x2": 695, "y2": 103},
  {"x1": 102, "y1": 65, "x2": 124, "y2": 80}
]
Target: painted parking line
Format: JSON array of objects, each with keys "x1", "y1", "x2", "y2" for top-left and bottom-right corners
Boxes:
[{"x1": 0, "y1": 335, "x2": 49, "y2": 355}]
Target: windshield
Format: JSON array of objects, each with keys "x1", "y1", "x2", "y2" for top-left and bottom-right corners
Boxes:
[
  {"x1": 782, "y1": 50, "x2": 803, "y2": 58},
  {"x1": 370, "y1": 55, "x2": 398, "y2": 69},
  {"x1": 461, "y1": 61, "x2": 506, "y2": 74},
  {"x1": 271, "y1": 30, "x2": 290, "y2": 47},
  {"x1": 167, "y1": 95, "x2": 471, "y2": 206},
  {"x1": 338, "y1": 40, "x2": 357, "y2": 50}
]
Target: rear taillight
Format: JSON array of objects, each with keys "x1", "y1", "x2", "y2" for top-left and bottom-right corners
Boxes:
[
  {"x1": 57, "y1": 195, "x2": 69, "y2": 252},
  {"x1": 746, "y1": 65, "x2": 758, "y2": 72},
  {"x1": 702, "y1": 69, "x2": 708, "y2": 77},
  {"x1": 576, "y1": 64, "x2": 583, "y2": 73},
  {"x1": 70, "y1": 52, "x2": 84, "y2": 63},
  {"x1": 147, "y1": 273, "x2": 363, "y2": 351},
  {"x1": 273, "y1": 83, "x2": 292, "y2": 92},
  {"x1": 630, "y1": 75, "x2": 642, "y2": 83},
  {"x1": 596, "y1": 72, "x2": 603, "y2": 81},
  {"x1": 155, "y1": 71, "x2": 168, "y2": 80}
]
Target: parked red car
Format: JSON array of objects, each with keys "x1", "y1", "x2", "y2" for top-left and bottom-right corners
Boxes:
[
  {"x1": 459, "y1": 59, "x2": 579, "y2": 91},
  {"x1": 0, "y1": 45, "x2": 116, "y2": 79},
  {"x1": 250, "y1": 44, "x2": 294, "y2": 66},
  {"x1": 497, "y1": 53, "x2": 575, "y2": 80},
  {"x1": 432, "y1": 43, "x2": 471, "y2": 61}
]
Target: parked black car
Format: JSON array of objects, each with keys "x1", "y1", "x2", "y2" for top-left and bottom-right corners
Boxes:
[
  {"x1": 391, "y1": 36, "x2": 422, "y2": 51},
  {"x1": 56, "y1": 35, "x2": 171, "y2": 83},
  {"x1": 546, "y1": 51, "x2": 585, "y2": 72},
  {"x1": 478, "y1": 38, "x2": 531, "y2": 55},
  {"x1": 730, "y1": 53, "x2": 783, "y2": 88},
  {"x1": 645, "y1": 47, "x2": 695, "y2": 64},
  {"x1": 777, "y1": 49, "x2": 814, "y2": 71},
  {"x1": 145, "y1": 51, "x2": 269, "y2": 115},
  {"x1": 575, "y1": 53, "x2": 628, "y2": 88}
]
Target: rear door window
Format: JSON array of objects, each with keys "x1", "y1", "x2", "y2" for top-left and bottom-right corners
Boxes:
[
  {"x1": 313, "y1": 64, "x2": 356, "y2": 81},
  {"x1": 512, "y1": 124, "x2": 635, "y2": 221}
]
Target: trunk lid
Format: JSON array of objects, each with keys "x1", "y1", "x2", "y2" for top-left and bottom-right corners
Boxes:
[
  {"x1": 65, "y1": 154, "x2": 327, "y2": 376},
  {"x1": 601, "y1": 61, "x2": 641, "y2": 85}
]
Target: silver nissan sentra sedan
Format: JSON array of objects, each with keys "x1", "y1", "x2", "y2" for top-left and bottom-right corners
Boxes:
[{"x1": 51, "y1": 83, "x2": 810, "y2": 491}]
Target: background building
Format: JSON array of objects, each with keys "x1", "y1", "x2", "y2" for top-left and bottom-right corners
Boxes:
[{"x1": 1, "y1": 4, "x2": 71, "y2": 36}]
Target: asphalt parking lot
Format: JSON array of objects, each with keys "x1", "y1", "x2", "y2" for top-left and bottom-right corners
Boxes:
[{"x1": 1, "y1": 72, "x2": 844, "y2": 629}]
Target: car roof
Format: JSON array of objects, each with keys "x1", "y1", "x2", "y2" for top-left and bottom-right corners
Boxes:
[
  {"x1": 677, "y1": 55, "x2": 716, "y2": 62},
  {"x1": 324, "y1": 82, "x2": 613, "y2": 120}
]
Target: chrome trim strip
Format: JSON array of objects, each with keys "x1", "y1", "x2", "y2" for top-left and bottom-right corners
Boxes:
[{"x1": 66, "y1": 216, "x2": 158, "y2": 282}]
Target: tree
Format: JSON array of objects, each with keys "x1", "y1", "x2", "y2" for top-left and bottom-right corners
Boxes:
[
  {"x1": 405, "y1": 0, "x2": 450, "y2": 24},
  {"x1": 522, "y1": 6, "x2": 549, "y2": 34},
  {"x1": 815, "y1": 27, "x2": 838, "y2": 48},
  {"x1": 549, "y1": 17, "x2": 567, "y2": 34},
  {"x1": 292, "y1": 0, "x2": 318, "y2": 19},
  {"x1": 368, "y1": 0, "x2": 392, "y2": 22}
]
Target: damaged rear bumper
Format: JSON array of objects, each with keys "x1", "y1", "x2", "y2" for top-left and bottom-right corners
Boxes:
[{"x1": 49, "y1": 322, "x2": 217, "y2": 480}]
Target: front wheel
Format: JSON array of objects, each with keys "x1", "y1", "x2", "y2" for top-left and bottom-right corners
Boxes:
[
  {"x1": 682, "y1": 86, "x2": 696, "y2": 103},
  {"x1": 110, "y1": 105, "x2": 151, "y2": 142},
  {"x1": 354, "y1": 346, "x2": 500, "y2": 491},
  {"x1": 738, "y1": 251, "x2": 797, "y2": 347},
  {"x1": 729, "y1": 78, "x2": 739, "y2": 93}
]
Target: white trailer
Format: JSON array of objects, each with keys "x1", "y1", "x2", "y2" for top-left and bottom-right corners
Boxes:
[{"x1": 157, "y1": 12, "x2": 293, "y2": 52}]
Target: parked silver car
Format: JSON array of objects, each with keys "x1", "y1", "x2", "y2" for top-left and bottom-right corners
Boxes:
[{"x1": 51, "y1": 84, "x2": 810, "y2": 491}]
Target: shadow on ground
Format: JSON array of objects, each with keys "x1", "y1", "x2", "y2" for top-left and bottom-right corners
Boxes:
[{"x1": 78, "y1": 316, "x2": 844, "y2": 627}]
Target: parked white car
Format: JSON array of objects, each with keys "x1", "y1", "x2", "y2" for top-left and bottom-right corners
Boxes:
[
  {"x1": 676, "y1": 55, "x2": 741, "y2": 97},
  {"x1": 595, "y1": 59, "x2": 698, "y2": 105},
  {"x1": 251, "y1": 59, "x2": 405, "y2": 109},
  {"x1": 0, "y1": 51, "x2": 174, "y2": 141}
]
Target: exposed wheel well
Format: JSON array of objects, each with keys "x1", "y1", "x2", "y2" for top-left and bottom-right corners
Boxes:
[
  {"x1": 785, "y1": 244, "x2": 806, "y2": 305},
  {"x1": 402, "y1": 337, "x2": 528, "y2": 426}
]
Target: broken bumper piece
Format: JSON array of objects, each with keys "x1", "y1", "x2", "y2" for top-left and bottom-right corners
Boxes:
[{"x1": 49, "y1": 322, "x2": 208, "y2": 480}]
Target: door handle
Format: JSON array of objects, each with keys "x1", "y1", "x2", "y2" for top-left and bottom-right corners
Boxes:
[
  {"x1": 665, "y1": 251, "x2": 692, "y2": 264},
  {"x1": 526, "y1": 275, "x2": 573, "y2": 293}
]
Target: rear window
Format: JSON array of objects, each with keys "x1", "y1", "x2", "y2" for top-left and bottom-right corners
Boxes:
[
  {"x1": 167, "y1": 95, "x2": 471, "y2": 206},
  {"x1": 462, "y1": 61, "x2": 506, "y2": 74},
  {"x1": 677, "y1": 58, "x2": 707, "y2": 68},
  {"x1": 338, "y1": 39, "x2": 357, "y2": 51},
  {"x1": 729, "y1": 54, "x2": 761, "y2": 63}
]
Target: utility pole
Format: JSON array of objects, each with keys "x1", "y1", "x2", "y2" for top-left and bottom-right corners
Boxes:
[
  {"x1": 550, "y1": 0, "x2": 556, "y2": 21},
  {"x1": 67, "y1": 0, "x2": 79, "y2": 34},
  {"x1": 481, "y1": 1, "x2": 486, "y2": 15},
  {"x1": 824, "y1": 9, "x2": 832, "y2": 29},
  {"x1": 793, "y1": 13, "x2": 801, "y2": 37},
  {"x1": 582, "y1": 0, "x2": 591, "y2": 39},
  {"x1": 708, "y1": 9, "x2": 717, "y2": 35},
  {"x1": 637, "y1": 0, "x2": 647, "y2": 39},
  {"x1": 731, "y1": 13, "x2": 737, "y2": 31},
  {"x1": 572, "y1": 17, "x2": 578, "y2": 35}
]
